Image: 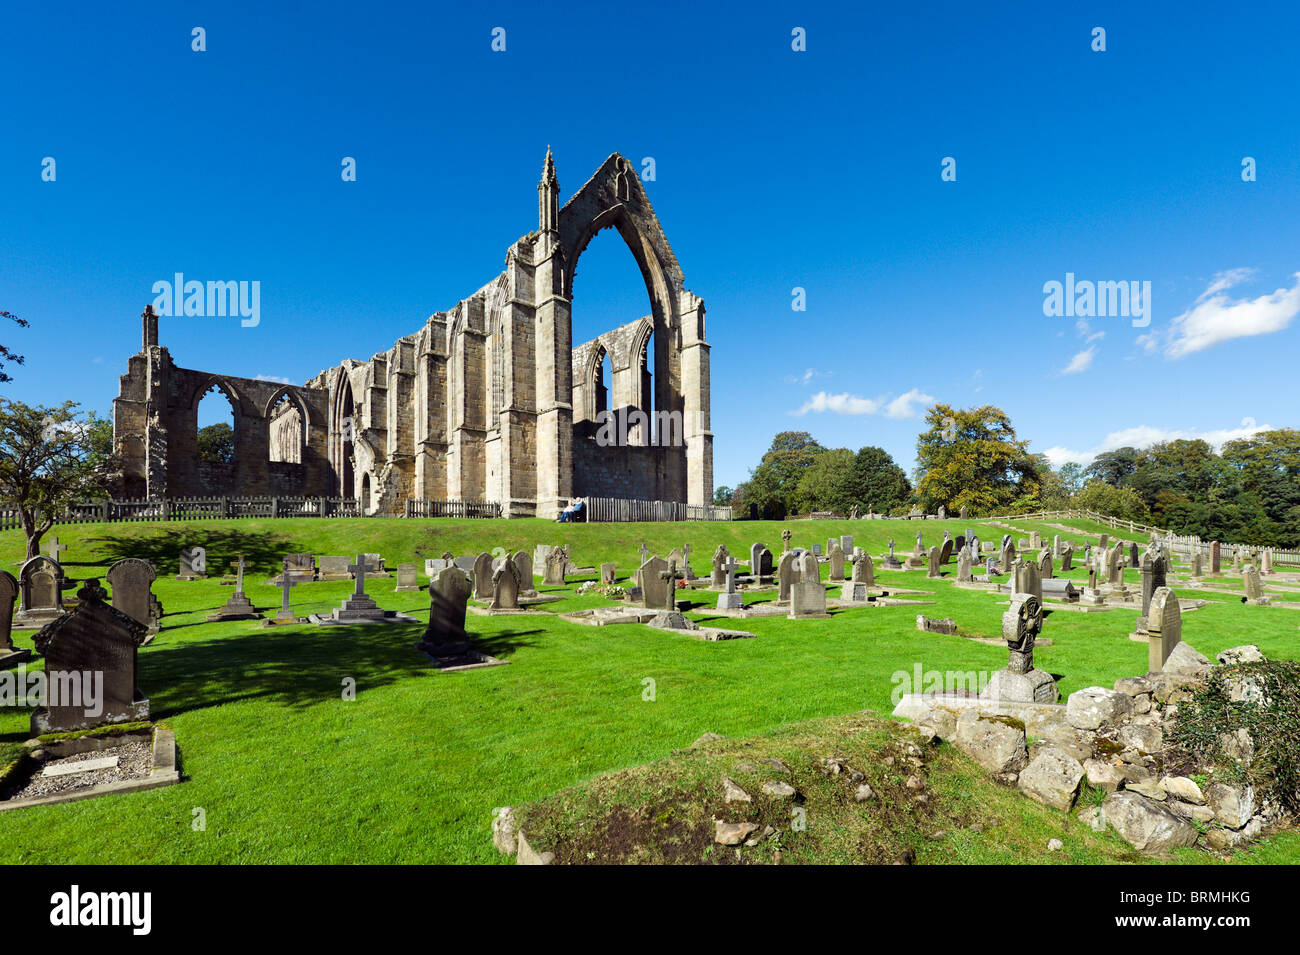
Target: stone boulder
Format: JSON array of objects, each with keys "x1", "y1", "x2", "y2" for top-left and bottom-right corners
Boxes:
[
  {"x1": 1217, "y1": 645, "x2": 1265, "y2": 666},
  {"x1": 1206, "y1": 783, "x2": 1255, "y2": 829},
  {"x1": 1066, "y1": 686, "x2": 1133, "y2": 730},
  {"x1": 1102, "y1": 792, "x2": 1198, "y2": 854},
  {"x1": 1017, "y1": 749, "x2": 1084, "y2": 810},
  {"x1": 1163, "y1": 641, "x2": 1211, "y2": 674},
  {"x1": 953, "y1": 712, "x2": 1028, "y2": 775}
]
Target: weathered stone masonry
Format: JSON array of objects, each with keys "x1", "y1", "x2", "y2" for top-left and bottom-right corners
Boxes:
[{"x1": 112, "y1": 151, "x2": 712, "y2": 517}]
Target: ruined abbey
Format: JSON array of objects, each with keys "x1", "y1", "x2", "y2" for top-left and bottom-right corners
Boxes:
[{"x1": 111, "y1": 151, "x2": 712, "y2": 517}]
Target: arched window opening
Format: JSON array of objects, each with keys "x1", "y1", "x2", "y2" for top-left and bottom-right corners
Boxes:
[
  {"x1": 269, "y1": 392, "x2": 305, "y2": 464},
  {"x1": 196, "y1": 383, "x2": 238, "y2": 465}
]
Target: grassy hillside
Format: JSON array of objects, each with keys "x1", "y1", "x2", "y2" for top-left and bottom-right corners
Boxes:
[{"x1": 1, "y1": 515, "x2": 1296, "y2": 864}]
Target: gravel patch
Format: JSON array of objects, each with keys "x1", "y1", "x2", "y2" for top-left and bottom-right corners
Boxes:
[{"x1": 4, "y1": 740, "x2": 152, "y2": 801}]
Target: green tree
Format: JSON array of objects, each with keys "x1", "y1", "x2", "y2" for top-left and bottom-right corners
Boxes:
[
  {"x1": 198, "y1": 423, "x2": 236, "y2": 464},
  {"x1": 0, "y1": 309, "x2": 29, "y2": 383},
  {"x1": 1083, "y1": 447, "x2": 1140, "y2": 487},
  {"x1": 914, "y1": 404, "x2": 1040, "y2": 514},
  {"x1": 737, "y1": 431, "x2": 825, "y2": 517},
  {"x1": 1074, "y1": 479, "x2": 1150, "y2": 522},
  {"x1": 793, "y1": 447, "x2": 855, "y2": 513},
  {"x1": 713, "y1": 485, "x2": 733, "y2": 507},
  {"x1": 0, "y1": 399, "x2": 112, "y2": 558},
  {"x1": 845, "y1": 445, "x2": 912, "y2": 513}
]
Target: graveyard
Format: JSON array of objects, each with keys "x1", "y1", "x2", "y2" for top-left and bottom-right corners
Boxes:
[{"x1": 1, "y1": 513, "x2": 1298, "y2": 864}]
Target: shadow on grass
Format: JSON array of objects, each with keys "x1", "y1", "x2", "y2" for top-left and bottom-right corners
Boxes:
[
  {"x1": 77, "y1": 528, "x2": 293, "y2": 576},
  {"x1": 136, "y1": 622, "x2": 542, "y2": 720}
]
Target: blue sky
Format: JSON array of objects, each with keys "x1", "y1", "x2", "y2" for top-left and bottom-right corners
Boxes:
[{"x1": 3, "y1": 1, "x2": 1300, "y2": 490}]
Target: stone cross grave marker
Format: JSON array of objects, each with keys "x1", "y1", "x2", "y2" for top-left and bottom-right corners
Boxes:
[
  {"x1": 44, "y1": 536, "x2": 67, "y2": 562},
  {"x1": 717, "y1": 556, "x2": 743, "y2": 610}
]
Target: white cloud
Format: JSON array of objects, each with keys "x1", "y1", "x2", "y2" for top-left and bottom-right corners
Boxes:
[
  {"x1": 1041, "y1": 417, "x2": 1269, "y2": 468},
  {"x1": 1165, "y1": 270, "x2": 1300, "y2": 358},
  {"x1": 785, "y1": 368, "x2": 829, "y2": 385},
  {"x1": 256, "y1": 374, "x2": 294, "y2": 384},
  {"x1": 793, "y1": 387, "x2": 935, "y2": 419},
  {"x1": 1061, "y1": 346, "x2": 1096, "y2": 375}
]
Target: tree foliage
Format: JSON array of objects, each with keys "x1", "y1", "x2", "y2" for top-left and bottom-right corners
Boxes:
[
  {"x1": 0, "y1": 309, "x2": 29, "y2": 384},
  {"x1": 198, "y1": 423, "x2": 236, "y2": 464},
  {"x1": 913, "y1": 404, "x2": 1040, "y2": 515},
  {"x1": 0, "y1": 399, "x2": 112, "y2": 558}
]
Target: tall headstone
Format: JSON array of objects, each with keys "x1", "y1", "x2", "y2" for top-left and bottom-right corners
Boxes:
[
  {"x1": 639, "y1": 557, "x2": 671, "y2": 610},
  {"x1": 31, "y1": 579, "x2": 150, "y2": 733},
  {"x1": 0, "y1": 571, "x2": 29, "y2": 665},
  {"x1": 827, "y1": 542, "x2": 846, "y2": 582},
  {"x1": 789, "y1": 553, "x2": 829, "y2": 618},
  {"x1": 1242, "y1": 564, "x2": 1266, "y2": 605},
  {"x1": 417, "y1": 568, "x2": 472, "y2": 658},
  {"x1": 1209, "y1": 541, "x2": 1221, "y2": 574},
  {"x1": 15, "y1": 555, "x2": 66, "y2": 629},
  {"x1": 1060, "y1": 544, "x2": 1074, "y2": 572},
  {"x1": 106, "y1": 558, "x2": 161, "y2": 634},
  {"x1": 1037, "y1": 549, "x2": 1053, "y2": 580},
  {"x1": 1098, "y1": 533, "x2": 1110, "y2": 551},
  {"x1": 1147, "y1": 586, "x2": 1182, "y2": 671},
  {"x1": 711, "y1": 545, "x2": 728, "y2": 586},
  {"x1": 1190, "y1": 550, "x2": 1203, "y2": 577},
  {"x1": 43, "y1": 536, "x2": 67, "y2": 562},
  {"x1": 717, "y1": 556, "x2": 743, "y2": 610},
  {"x1": 273, "y1": 572, "x2": 301, "y2": 624},
  {"x1": 956, "y1": 545, "x2": 973, "y2": 583},
  {"x1": 489, "y1": 561, "x2": 521, "y2": 611},
  {"x1": 512, "y1": 551, "x2": 537, "y2": 596},
  {"x1": 926, "y1": 546, "x2": 942, "y2": 578},
  {"x1": 472, "y1": 552, "x2": 494, "y2": 599},
  {"x1": 543, "y1": 546, "x2": 568, "y2": 586},
  {"x1": 1128, "y1": 542, "x2": 1140, "y2": 569},
  {"x1": 776, "y1": 551, "x2": 798, "y2": 604},
  {"x1": 1137, "y1": 553, "x2": 1167, "y2": 630},
  {"x1": 1262, "y1": 549, "x2": 1274, "y2": 575},
  {"x1": 839, "y1": 535, "x2": 853, "y2": 555}
]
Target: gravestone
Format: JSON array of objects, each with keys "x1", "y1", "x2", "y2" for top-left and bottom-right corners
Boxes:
[
  {"x1": 842, "y1": 552, "x2": 872, "y2": 601},
  {"x1": 1052, "y1": 535, "x2": 1061, "y2": 559},
  {"x1": 178, "y1": 546, "x2": 207, "y2": 579},
  {"x1": 840, "y1": 535, "x2": 853, "y2": 555},
  {"x1": 1242, "y1": 564, "x2": 1266, "y2": 605},
  {"x1": 270, "y1": 571, "x2": 304, "y2": 625},
  {"x1": 313, "y1": 555, "x2": 417, "y2": 625},
  {"x1": 1041, "y1": 578, "x2": 1079, "y2": 602},
  {"x1": 883, "y1": 538, "x2": 902, "y2": 570},
  {"x1": 776, "y1": 551, "x2": 798, "y2": 605},
  {"x1": 395, "y1": 563, "x2": 420, "y2": 592},
  {"x1": 43, "y1": 536, "x2": 67, "y2": 562},
  {"x1": 600, "y1": 562, "x2": 618, "y2": 585},
  {"x1": 827, "y1": 542, "x2": 846, "y2": 582},
  {"x1": 318, "y1": 556, "x2": 353, "y2": 581},
  {"x1": 512, "y1": 551, "x2": 537, "y2": 596},
  {"x1": 711, "y1": 545, "x2": 728, "y2": 586},
  {"x1": 1060, "y1": 544, "x2": 1074, "y2": 572},
  {"x1": 716, "y1": 556, "x2": 743, "y2": 610},
  {"x1": 1037, "y1": 549, "x2": 1053, "y2": 580},
  {"x1": 939, "y1": 537, "x2": 954, "y2": 566},
  {"x1": 277, "y1": 553, "x2": 317, "y2": 583},
  {"x1": 957, "y1": 545, "x2": 973, "y2": 582},
  {"x1": 1136, "y1": 553, "x2": 1167, "y2": 631},
  {"x1": 789, "y1": 553, "x2": 829, "y2": 619},
  {"x1": 489, "y1": 561, "x2": 521, "y2": 611},
  {"x1": 639, "y1": 557, "x2": 671, "y2": 610},
  {"x1": 752, "y1": 545, "x2": 773, "y2": 582},
  {"x1": 0, "y1": 571, "x2": 29, "y2": 666},
  {"x1": 106, "y1": 558, "x2": 161, "y2": 635},
  {"x1": 424, "y1": 557, "x2": 453, "y2": 576},
  {"x1": 1190, "y1": 550, "x2": 1203, "y2": 577},
  {"x1": 207, "y1": 556, "x2": 263, "y2": 621},
  {"x1": 781, "y1": 529, "x2": 793, "y2": 554},
  {"x1": 926, "y1": 546, "x2": 942, "y2": 578},
  {"x1": 31, "y1": 579, "x2": 150, "y2": 734},
  {"x1": 1128, "y1": 542, "x2": 1140, "y2": 569},
  {"x1": 1147, "y1": 586, "x2": 1182, "y2": 671},
  {"x1": 937, "y1": 505, "x2": 947, "y2": 520},
  {"x1": 543, "y1": 546, "x2": 568, "y2": 586},
  {"x1": 1030, "y1": 531, "x2": 1041, "y2": 549},
  {"x1": 472, "y1": 552, "x2": 494, "y2": 599},
  {"x1": 1012, "y1": 558, "x2": 1042, "y2": 603},
  {"x1": 1099, "y1": 534, "x2": 1110, "y2": 551},
  {"x1": 15, "y1": 555, "x2": 66, "y2": 629},
  {"x1": 982, "y1": 593, "x2": 1056, "y2": 703},
  {"x1": 1262, "y1": 549, "x2": 1274, "y2": 575},
  {"x1": 417, "y1": 567, "x2": 473, "y2": 658}
]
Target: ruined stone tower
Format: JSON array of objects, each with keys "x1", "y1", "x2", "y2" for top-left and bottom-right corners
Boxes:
[{"x1": 112, "y1": 150, "x2": 713, "y2": 517}]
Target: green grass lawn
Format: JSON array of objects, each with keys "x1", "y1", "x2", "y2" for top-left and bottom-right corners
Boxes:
[{"x1": 2, "y1": 515, "x2": 1297, "y2": 863}]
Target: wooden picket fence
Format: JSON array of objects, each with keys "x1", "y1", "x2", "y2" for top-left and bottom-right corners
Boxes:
[
  {"x1": 0, "y1": 496, "x2": 366, "y2": 529},
  {"x1": 404, "y1": 499, "x2": 502, "y2": 519},
  {"x1": 584, "y1": 496, "x2": 733, "y2": 522}
]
